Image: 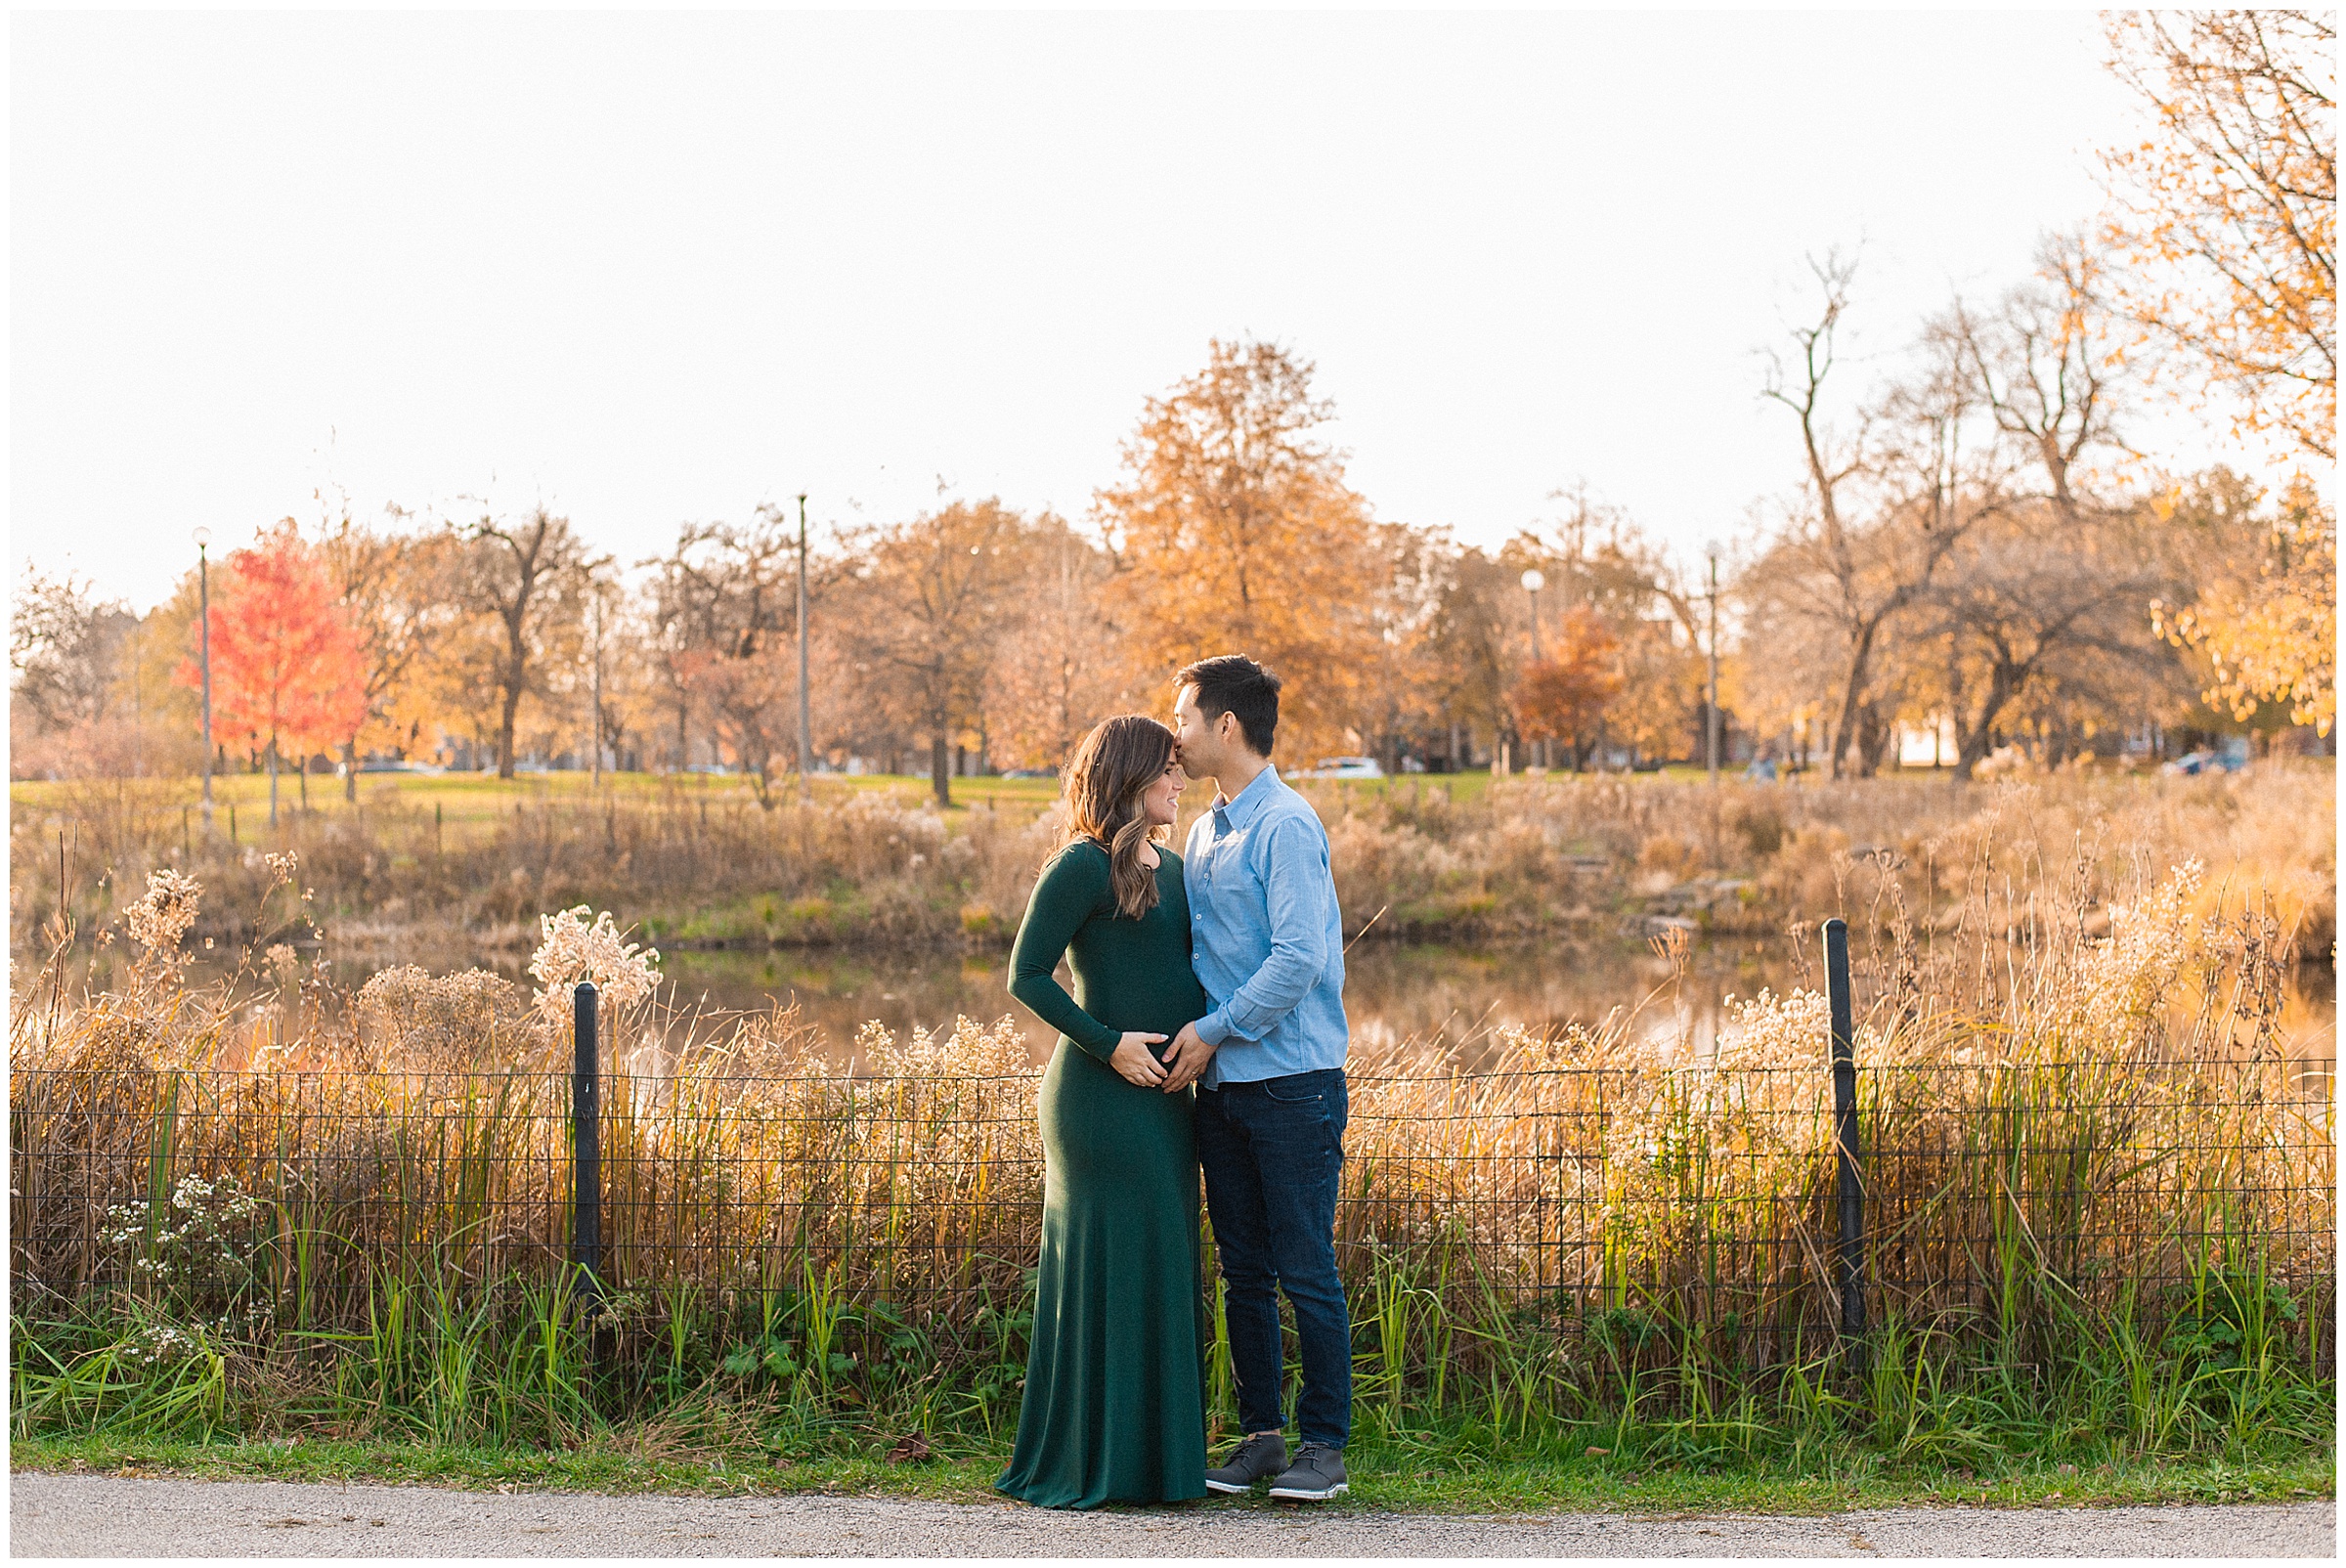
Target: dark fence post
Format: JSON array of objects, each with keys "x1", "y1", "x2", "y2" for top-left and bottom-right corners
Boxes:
[
  {"x1": 1821, "y1": 919, "x2": 1866, "y2": 1349},
  {"x1": 571, "y1": 981, "x2": 602, "y2": 1304}
]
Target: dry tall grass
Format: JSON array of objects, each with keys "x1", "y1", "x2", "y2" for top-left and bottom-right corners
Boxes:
[
  {"x1": 12, "y1": 766, "x2": 2334, "y2": 963},
  {"x1": 14, "y1": 840, "x2": 2332, "y2": 1406}
]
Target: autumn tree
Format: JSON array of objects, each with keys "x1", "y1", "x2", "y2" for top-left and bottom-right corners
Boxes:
[
  {"x1": 460, "y1": 507, "x2": 589, "y2": 778},
  {"x1": 2100, "y1": 10, "x2": 2335, "y2": 461},
  {"x1": 1919, "y1": 503, "x2": 2177, "y2": 776},
  {"x1": 2093, "y1": 13, "x2": 2338, "y2": 738},
  {"x1": 654, "y1": 508, "x2": 810, "y2": 806},
  {"x1": 1097, "y1": 338, "x2": 1386, "y2": 762},
  {"x1": 1536, "y1": 490, "x2": 1707, "y2": 765},
  {"x1": 839, "y1": 498, "x2": 1024, "y2": 806},
  {"x1": 1947, "y1": 231, "x2": 2127, "y2": 528},
  {"x1": 1512, "y1": 607, "x2": 1625, "y2": 768},
  {"x1": 1760, "y1": 253, "x2": 1996, "y2": 775},
  {"x1": 2151, "y1": 470, "x2": 2335, "y2": 735},
  {"x1": 4, "y1": 564, "x2": 192, "y2": 779},
  {"x1": 981, "y1": 516, "x2": 1121, "y2": 770},
  {"x1": 174, "y1": 522, "x2": 367, "y2": 823},
  {"x1": 10, "y1": 565, "x2": 134, "y2": 734},
  {"x1": 1421, "y1": 544, "x2": 1528, "y2": 768},
  {"x1": 318, "y1": 500, "x2": 465, "y2": 797}
]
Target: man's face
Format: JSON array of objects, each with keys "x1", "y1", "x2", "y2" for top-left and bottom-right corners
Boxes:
[{"x1": 1171, "y1": 685, "x2": 1224, "y2": 780}]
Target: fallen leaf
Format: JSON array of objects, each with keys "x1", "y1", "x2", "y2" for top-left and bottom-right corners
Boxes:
[
  {"x1": 1585, "y1": 1447, "x2": 1610, "y2": 1458},
  {"x1": 886, "y1": 1434, "x2": 934, "y2": 1465}
]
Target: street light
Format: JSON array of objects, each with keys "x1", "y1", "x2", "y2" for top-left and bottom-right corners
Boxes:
[
  {"x1": 194, "y1": 527, "x2": 214, "y2": 825},
  {"x1": 1521, "y1": 569, "x2": 1546, "y2": 769},
  {"x1": 1703, "y1": 541, "x2": 1722, "y2": 789},
  {"x1": 796, "y1": 494, "x2": 812, "y2": 801}
]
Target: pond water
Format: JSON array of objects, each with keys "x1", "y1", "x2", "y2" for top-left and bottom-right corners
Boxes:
[
  {"x1": 653, "y1": 937, "x2": 1792, "y2": 1066},
  {"x1": 40, "y1": 931, "x2": 2333, "y2": 1071}
]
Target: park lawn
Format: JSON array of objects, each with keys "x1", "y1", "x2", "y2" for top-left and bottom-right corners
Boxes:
[
  {"x1": 11, "y1": 1431, "x2": 2330, "y2": 1516},
  {"x1": 7, "y1": 769, "x2": 1069, "y2": 837},
  {"x1": 11, "y1": 762, "x2": 1931, "y2": 832},
  {"x1": 7, "y1": 762, "x2": 1762, "y2": 829}
]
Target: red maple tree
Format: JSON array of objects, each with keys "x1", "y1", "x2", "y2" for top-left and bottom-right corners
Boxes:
[{"x1": 176, "y1": 521, "x2": 368, "y2": 823}]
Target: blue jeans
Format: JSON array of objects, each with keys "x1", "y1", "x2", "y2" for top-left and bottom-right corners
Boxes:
[{"x1": 1195, "y1": 1067, "x2": 1351, "y2": 1450}]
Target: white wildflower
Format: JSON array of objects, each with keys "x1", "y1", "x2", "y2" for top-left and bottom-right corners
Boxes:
[
  {"x1": 124, "y1": 869, "x2": 202, "y2": 960},
  {"x1": 529, "y1": 905, "x2": 662, "y2": 1023}
]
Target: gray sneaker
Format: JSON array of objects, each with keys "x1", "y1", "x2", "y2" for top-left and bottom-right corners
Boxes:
[
  {"x1": 1204, "y1": 1431, "x2": 1288, "y2": 1495},
  {"x1": 1268, "y1": 1442, "x2": 1348, "y2": 1501}
]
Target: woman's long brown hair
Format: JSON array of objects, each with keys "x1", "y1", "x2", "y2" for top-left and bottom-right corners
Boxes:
[{"x1": 1056, "y1": 716, "x2": 1177, "y2": 918}]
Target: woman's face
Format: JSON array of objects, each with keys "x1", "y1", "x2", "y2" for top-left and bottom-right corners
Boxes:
[{"x1": 1139, "y1": 754, "x2": 1186, "y2": 828}]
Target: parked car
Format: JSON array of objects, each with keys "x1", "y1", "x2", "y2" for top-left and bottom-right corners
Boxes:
[
  {"x1": 1307, "y1": 756, "x2": 1385, "y2": 779},
  {"x1": 342, "y1": 759, "x2": 446, "y2": 777},
  {"x1": 1003, "y1": 767, "x2": 1058, "y2": 779},
  {"x1": 2163, "y1": 738, "x2": 2250, "y2": 776}
]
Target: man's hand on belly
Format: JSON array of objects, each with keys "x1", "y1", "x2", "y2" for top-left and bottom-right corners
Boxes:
[{"x1": 1161, "y1": 1022, "x2": 1216, "y2": 1092}]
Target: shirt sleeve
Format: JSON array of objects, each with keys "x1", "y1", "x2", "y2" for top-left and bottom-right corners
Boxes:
[
  {"x1": 1194, "y1": 812, "x2": 1334, "y2": 1048},
  {"x1": 1008, "y1": 845, "x2": 1122, "y2": 1062}
]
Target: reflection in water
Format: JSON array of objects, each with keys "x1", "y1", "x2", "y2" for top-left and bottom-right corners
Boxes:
[{"x1": 657, "y1": 939, "x2": 1802, "y2": 1067}]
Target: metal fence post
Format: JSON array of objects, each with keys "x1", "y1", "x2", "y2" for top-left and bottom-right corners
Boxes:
[
  {"x1": 1822, "y1": 919, "x2": 1866, "y2": 1348},
  {"x1": 571, "y1": 981, "x2": 602, "y2": 1304}
]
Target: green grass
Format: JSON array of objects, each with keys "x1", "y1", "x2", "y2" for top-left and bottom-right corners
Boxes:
[
  {"x1": 8, "y1": 759, "x2": 1896, "y2": 830},
  {"x1": 11, "y1": 1430, "x2": 2329, "y2": 1514},
  {"x1": 8, "y1": 768, "x2": 1067, "y2": 833}
]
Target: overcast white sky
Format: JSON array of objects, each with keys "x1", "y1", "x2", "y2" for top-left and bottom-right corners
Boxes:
[{"x1": 14, "y1": 9, "x2": 2228, "y2": 613}]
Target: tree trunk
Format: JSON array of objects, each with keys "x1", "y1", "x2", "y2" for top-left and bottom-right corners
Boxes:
[
  {"x1": 1825, "y1": 622, "x2": 1882, "y2": 781},
  {"x1": 342, "y1": 739, "x2": 359, "y2": 803},
  {"x1": 298, "y1": 755, "x2": 310, "y2": 812},
  {"x1": 1951, "y1": 663, "x2": 2020, "y2": 780},
  {"x1": 931, "y1": 732, "x2": 952, "y2": 808},
  {"x1": 267, "y1": 739, "x2": 281, "y2": 827},
  {"x1": 497, "y1": 675, "x2": 523, "y2": 780},
  {"x1": 1859, "y1": 705, "x2": 1893, "y2": 775}
]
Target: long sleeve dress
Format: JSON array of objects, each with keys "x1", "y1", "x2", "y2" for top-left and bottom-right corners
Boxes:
[{"x1": 993, "y1": 839, "x2": 1212, "y2": 1509}]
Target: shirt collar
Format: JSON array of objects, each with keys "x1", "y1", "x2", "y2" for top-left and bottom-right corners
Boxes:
[{"x1": 1212, "y1": 764, "x2": 1282, "y2": 829}]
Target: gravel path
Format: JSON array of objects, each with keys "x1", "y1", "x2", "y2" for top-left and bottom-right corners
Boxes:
[{"x1": 7, "y1": 1473, "x2": 2334, "y2": 1558}]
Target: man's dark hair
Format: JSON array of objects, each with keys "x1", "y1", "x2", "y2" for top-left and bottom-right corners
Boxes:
[{"x1": 1177, "y1": 655, "x2": 1282, "y2": 757}]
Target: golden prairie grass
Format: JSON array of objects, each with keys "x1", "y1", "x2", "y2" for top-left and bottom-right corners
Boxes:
[
  {"x1": 12, "y1": 818, "x2": 2332, "y2": 1400},
  {"x1": 12, "y1": 765, "x2": 2335, "y2": 965}
]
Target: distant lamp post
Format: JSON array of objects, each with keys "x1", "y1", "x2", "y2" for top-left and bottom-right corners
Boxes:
[
  {"x1": 589, "y1": 579, "x2": 606, "y2": 789},
  {"x1": 1522, "y1": 569, "x2": 1546, "y2": 769},
  {"x1": 194, "y1": 527, "x2": 214, "y2": 825},
  {"x1": 796, "y1": 493, "x2": 812, "y2": 802},
  {"x1": 1704, "y1": 541, "x2": 1722, "y2": 788}
]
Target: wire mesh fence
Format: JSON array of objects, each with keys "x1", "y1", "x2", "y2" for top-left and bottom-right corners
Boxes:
[{"x1": 14, "y1": 1048, "x2": 2334, "y2": 1376}]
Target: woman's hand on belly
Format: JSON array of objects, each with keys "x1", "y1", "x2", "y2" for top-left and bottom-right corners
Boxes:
[{"x1": 1108, "y1": 1032, "x2": 1170, "y2": 1088}]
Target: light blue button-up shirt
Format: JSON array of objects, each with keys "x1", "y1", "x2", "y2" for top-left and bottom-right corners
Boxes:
[{"x1": 1184, "y1": 764, "x2": 1349, "y2": 1089}]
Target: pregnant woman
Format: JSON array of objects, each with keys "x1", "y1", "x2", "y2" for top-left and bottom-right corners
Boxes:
[{"x1": 995, "y1": 715, "x2": 1210, "y2": 1509}]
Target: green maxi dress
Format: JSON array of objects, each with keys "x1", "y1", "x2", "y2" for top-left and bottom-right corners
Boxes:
[{"x1": 995, "y1": 840, "x2": 1211, "y2": 1509}]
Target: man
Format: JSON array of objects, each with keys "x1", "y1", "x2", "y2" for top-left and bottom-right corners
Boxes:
[{"x1": 1161, "y1": 654, "x2": 1352, "y2": 1503}]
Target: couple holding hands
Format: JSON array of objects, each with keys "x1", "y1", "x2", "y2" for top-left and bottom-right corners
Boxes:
[{"x1": 994, "y1": 655, "x2": 1355, "y2": 1510}]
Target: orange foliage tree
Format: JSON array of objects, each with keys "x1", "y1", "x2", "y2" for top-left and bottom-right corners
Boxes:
[
  {"x1": 1097, "y1": 338, "x2": 1386, "y2": 762},
  {"x1": 176, "y1": 522, "x2": 368, "y2": 823},
  {"x1": 1512, "y1": 607, "x2": 1625, "y2": 769},
  {"x1": 2100, "y1": 10, "x2": 2335, "y2": 461}
]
